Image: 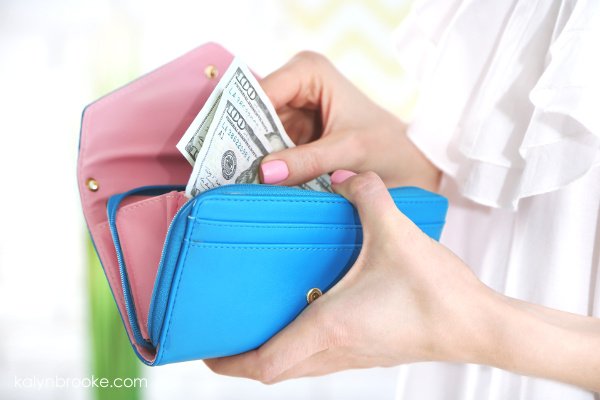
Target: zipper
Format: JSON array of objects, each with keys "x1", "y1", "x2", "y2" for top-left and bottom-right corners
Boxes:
[
  {"x1": 107, "y1": 185, "x2": 185, "y2": 349},
  {"x1": 107, "y1": 207, "x2": 153, "y2": 347}
]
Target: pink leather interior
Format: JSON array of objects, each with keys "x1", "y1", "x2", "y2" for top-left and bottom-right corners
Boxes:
[
  {"x1": 116, "y1": 191, "x2": 188, "y2": 339},
  {"x1": 77, "y1": 43, "x2": 235, "y2": 361}
]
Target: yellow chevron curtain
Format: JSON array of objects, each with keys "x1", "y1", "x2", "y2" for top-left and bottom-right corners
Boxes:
[{"x1": 283, "y1": 0, "x2": 417, "y2": 120}]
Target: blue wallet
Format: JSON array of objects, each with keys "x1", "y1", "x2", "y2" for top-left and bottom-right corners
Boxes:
[
  {"x1": 77, "y1": 42, "x2": 449, "y2": 366},
  {"x1": 106, "y1": 184, "x2": 448, "y2": 365}
]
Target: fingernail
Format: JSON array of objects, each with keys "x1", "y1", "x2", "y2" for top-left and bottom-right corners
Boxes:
[
  {"x1": 260, "y1": 160, "x2": 289, "y2": 184},
  {"x1": 331, "y1": 170, "x2": 357, "y2": 184}
]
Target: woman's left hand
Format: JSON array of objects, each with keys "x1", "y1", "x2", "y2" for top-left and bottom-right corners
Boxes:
[{"x1": 204, "y1": 170, "x2": 495, "y2": 383}]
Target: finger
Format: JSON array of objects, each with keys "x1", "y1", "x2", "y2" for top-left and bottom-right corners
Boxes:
[
  {"x1": 204, "y1": 303, "x2": 331, "y2": 383},
  {"x1": 260, "y1": 51, "x2": 332, "y2": 111},
  {"x1": 259, "y1": 133, "x2": 357, "y2": 186},
  {"x1": 265, "y1": 348, "x2": 337, "y2": 384},
  {"x1": 330, "y1": 171, "x2": 406, "y2": 239},
  {"x1": 265, "y1": 347, "x2": 370, "y2": 384},
  {"x1": 267, "y1": 341, "x2": 397, "y2": 383}
]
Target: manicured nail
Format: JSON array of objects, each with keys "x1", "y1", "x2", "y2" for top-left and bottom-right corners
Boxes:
[
  {"x1": 331, "y1": 170, "x2": 357, "y2": 184},
  {"x1": 260, "y1": 160, "x2": 289, "y2": 184}
]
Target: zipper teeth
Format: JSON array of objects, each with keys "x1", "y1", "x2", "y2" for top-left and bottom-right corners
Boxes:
[
  {"x1": 148, "y1": 211, "x2": 178, "y2": 343},
  {"x1": 108, "y1": 185, "x2": 185, "y2": 350},
  {"x1": 108, "y1": 203, "x2": 153, "y2": 348}
]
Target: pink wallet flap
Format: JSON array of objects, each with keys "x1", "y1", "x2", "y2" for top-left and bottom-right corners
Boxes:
[{"x1": 77, "y1": 43, "x2": 235, "y2": 361}]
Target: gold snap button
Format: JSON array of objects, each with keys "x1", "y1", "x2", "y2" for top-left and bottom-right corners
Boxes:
[
  {"x1": 86, "y1": 178, "x2": 99, "y2": 192},
  {"x1": 204, "y1": 65, "x2": 218, "y2": 80},
  {"x1": 306, "y1": 288, "x2": 322, "y2": 304}
]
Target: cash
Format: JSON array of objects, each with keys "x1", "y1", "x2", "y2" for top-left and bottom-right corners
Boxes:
[{"x1": 177, "y1": 57, "x2": 332, "y2": 197}]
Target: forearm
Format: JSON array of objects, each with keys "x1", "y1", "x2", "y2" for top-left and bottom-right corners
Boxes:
[
  {"x1": 470, "y1": 292, "x2": 600, "y2": 391},
  {"x1": 397, "y1": 129, "x2": 441, "y2": 193}
]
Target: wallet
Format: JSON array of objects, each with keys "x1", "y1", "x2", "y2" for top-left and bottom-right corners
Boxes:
[{"x1": 77, "y1": 42, "x2": 449, "y2": 366}]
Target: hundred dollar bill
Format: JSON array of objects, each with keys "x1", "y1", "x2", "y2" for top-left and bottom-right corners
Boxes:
[
  {"x1": 184, "y1": 58, "x2": 332, "y2": 197},
  {"x1": 186, "y1": 91, "x2": 267, "y2": 197},
  {"x1": 176, "y1": 59, "x2": 246, "y2": 165}
]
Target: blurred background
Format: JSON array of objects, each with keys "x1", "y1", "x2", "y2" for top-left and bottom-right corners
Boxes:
[{"x1": 0, "y1": 0, "x2": 418, "y2": 398}]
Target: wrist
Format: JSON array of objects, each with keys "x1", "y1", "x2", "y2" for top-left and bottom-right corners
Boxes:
[
  {"x1": 378, "y1": 115, "x2": 441, "y2": 192},
  {"x1": 423, "y1": 283, "x2": 509, "y2": 365},
  {"x1": 446, "y1": 291, "x2": 600, "y2": 391},
  {"x1": 390, "y1": 266, "x2": 506, "y2": 365}
]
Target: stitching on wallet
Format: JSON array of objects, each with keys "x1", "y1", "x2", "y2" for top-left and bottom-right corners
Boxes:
[
  {"x1": 94, "y1": 234, "x2": 126, "y2": 310},
  {"x1": 193, "y1": 221, "x2": 362, "y2": 230},
  {"x1": 187, "y1": 243, "x2": 358, "y2": 250},
  {"x1": 204, "y1": 198, "x2": 346, "y2": 205},
  {"x1": 95, "y1": 222, "x2": 110, "y2": 231},
  {"x1": 124, "y1": 243, "x2": 145, "y2": 330},
  {"x1": 159, "y1": 203, "x2": 202, "y2": 362},
  {"x1": 92, "y1": 224, "x2": 119, "y2": 301},
  {"x1": 160, "y1": 232, "x2": 196, "y2": 364},
  {"x1": 200, "y1": 198, "x2": 445, "y2": 205}
]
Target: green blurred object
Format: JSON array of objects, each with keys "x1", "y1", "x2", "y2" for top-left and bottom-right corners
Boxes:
[
  {"x1": 87, "y1": 237, "x2": 143, "y2": 400},
  {"x1": 84, "y1": 11, "x2": 144, "y2": 400}
]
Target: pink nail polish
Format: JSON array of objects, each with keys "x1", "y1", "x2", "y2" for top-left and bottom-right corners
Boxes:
[
  {"x1": 261, "y1": 160, "x2": 289, "y2": 184},
  {"x1": 330, "y1": 170, "x2": 357, "y2": 184}
]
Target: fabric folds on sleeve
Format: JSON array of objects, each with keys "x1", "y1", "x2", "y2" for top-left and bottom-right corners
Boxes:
[{"x1": 394, "y1": 0, "x2": 600, "y2": 210}]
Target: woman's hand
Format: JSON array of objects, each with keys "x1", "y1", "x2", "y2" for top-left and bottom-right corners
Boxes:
[
  {"x1": 205, "y1": 171, "x2": 600, "y2": 391},
  {"x1": 258, "y1": 52, "x2": 441, "y2": 192},
  {"x1": 205, "y1": 171, "x2": 495, "y2": 382}
]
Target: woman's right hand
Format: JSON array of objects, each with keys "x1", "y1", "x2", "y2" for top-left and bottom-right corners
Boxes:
[{"x1": 258, "y1": 51, "x2": 441, "y2": 192}]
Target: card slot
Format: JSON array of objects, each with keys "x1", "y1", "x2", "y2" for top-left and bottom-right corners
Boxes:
[
  {"x1": 192, "y1": 192, "x2": 448, "y2": 228},
  {"x1": 189, "y1": 218, "x2": 363, "y2": 245},
  {"x1": 189, "y1": 219, "x2": 444, "y2": 245}
]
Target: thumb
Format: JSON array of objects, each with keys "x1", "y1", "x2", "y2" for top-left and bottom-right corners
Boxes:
[
  {"x1": 259, "y1": 134, "x2": 351, "y2": 186},
  {"x1": 330, "y1": 170, "x2": 412, "y2": 241}
]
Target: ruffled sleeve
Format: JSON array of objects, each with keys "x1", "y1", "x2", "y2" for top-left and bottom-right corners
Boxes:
[{"x1": 394, "y1": 0, "x2": 600, "y2": 210}]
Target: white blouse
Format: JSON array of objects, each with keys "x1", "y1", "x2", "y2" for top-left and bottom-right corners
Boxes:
[{"x1": 393, "y1": 0, "x2": 600, "y2": 399}]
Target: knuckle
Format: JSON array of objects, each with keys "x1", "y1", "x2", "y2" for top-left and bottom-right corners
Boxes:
[
  {"x1": 345, "y1": 132, "x2": 368, "y2": 169},
  {"x1": 310, "y1": 301, "x2": 348, "y2": 349},
  {"x1": 300, "y1": 148, "x2": 324, "y2": 178},
  {"x1": 291, "y1": 51, "x2": 334, "y2": 78},
  {"x1": 293, "y1": 50, "x2": 328, "y2": 66},
  {"x1": 347, "y1": 171, "x2": 384, "y2": 200},
  {"x1": 331, "y1": 131, "x2": 367, "y2": 171},
  {"x1": 257, "y1": 368, "x2": 274, "y2": 385},
  {"x1": 254, "y1": 350, "x2": 278, "y2": 384},
  {"x1": 203, "y1": 359, "x2": 221, "y2": 374}
]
